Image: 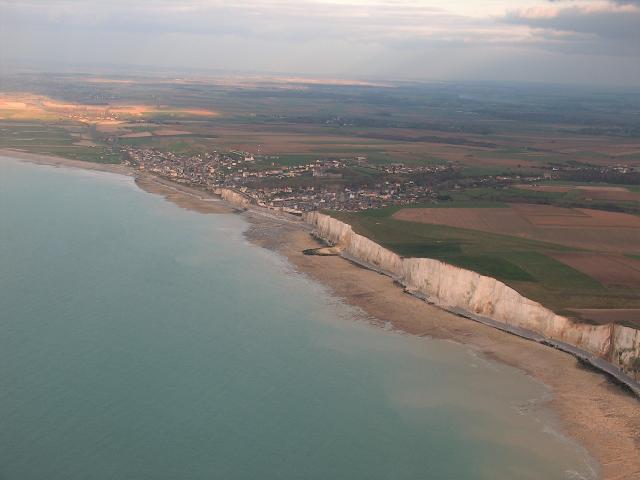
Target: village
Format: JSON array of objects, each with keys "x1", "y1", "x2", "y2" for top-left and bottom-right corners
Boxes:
[
  {"x1": 122, "y1": 145, "x2": 640, "y2": 215},
  {"x1": 122, "y1": 147, "x2": 454, "y2": 213}
]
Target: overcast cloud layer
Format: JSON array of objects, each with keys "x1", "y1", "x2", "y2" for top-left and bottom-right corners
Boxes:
[{"x1": 1, "y1": 0, "x2": 638, "y2": 86}]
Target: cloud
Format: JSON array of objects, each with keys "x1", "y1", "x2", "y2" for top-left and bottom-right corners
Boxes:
[
  {"x1": 0, "y1": 1, "x2": 458, "y2": 38},
  {"x1": 505, "y1": 2, "x2": 640, "y2": 39},
  {"x1": 1, "y1": 0, "x2": 639, "y2": 86},
  {"x1": 0, "y1": 0, "x2": 540, "y2": 56},
  {"x1": 502, "y1": 1, "x2": 640, "y2": 56}
]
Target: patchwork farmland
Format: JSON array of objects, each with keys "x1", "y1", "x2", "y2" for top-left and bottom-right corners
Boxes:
[
  {"x1": 392, "y1": 204, "x2": 640, "y2": 253},
  {"x1": 332, "y1": 204, "x2": 640, "y2": 322}
]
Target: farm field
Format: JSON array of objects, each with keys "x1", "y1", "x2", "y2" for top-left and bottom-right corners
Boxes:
[
  {"x1": 0, "y1": 93, "x2": 218, "y2": 123},
  {"x1": 567, "y1": 309, "x2": 640, "y2": 328},
  {"x1": 0, "y1": 122, "x2": 122, "y2": 163},
  {"x1": 331, "y1": 207, "x2": 640, "y2": 319},
  {"x1": 392, "y1": 204, "x2": 640, "y2": 253},
  {"x1": 1, "y1": 73, "x2": 639, "y2": 175},
  {"x1": 549, "y1": 253, "x2": 640, "y2": 289},
  {"x1": 515, "y1": 184, "x2": 640, "y2": 202}
]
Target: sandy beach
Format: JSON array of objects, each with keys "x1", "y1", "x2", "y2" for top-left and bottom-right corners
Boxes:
[
  {"x1": 3, "y1": 149, "x2": 639, "y2": 479},
  {"x1": 134, "y1": 176, "x2": 235, "y2": 214}
]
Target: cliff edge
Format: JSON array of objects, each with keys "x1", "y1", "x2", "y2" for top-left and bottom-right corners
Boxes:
[{"x1": 305, "y1": 211, "x2": 640, "y2": 391}]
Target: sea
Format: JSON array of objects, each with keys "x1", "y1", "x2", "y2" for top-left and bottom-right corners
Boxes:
[{"x1": 0, "y1": 156, "x2": 596, "y2": 480}]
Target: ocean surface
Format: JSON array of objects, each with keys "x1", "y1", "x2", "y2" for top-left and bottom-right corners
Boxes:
[{"x1": 0, "y1": 156, "x2": 596, "y2": 480}]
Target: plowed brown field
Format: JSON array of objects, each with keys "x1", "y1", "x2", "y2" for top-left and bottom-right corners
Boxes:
[
  {"x1": 568, "y1": 309, "x2": 640, "y2": 327},
  {"x1": 392, "y1": 204, "x2": 640, "y2": 253},
  {"x1": 515, "y1": 184, "x2": 640, "y2": 202},
  {"x1": 550, "y1": 253, "x2": 640, "y2": 288}
]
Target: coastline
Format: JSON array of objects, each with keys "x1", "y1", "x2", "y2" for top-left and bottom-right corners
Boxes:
[
  {"x1": 0, "y1": 149, "x2": 235, "y2": 214},
  {"x1": 247, "y1": 219, "x2": 640, "y2": 480},
  {"x1": 4, "y1": 149, "x2": 639, "y2": 479}
]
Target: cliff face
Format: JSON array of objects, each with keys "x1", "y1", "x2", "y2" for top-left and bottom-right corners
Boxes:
[
  {"x1": 305, "y1": 212, "x2": 640, "y2": 377},
  {"x1": 613, "y1": 326, "x2": 640, "y2": 373},
  {"x1": 214, "y1": 188, "x2": 252, "y2": 208}
]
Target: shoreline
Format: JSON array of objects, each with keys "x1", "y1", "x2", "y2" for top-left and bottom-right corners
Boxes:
[
  {"x1": 337, "y1": 247, "x2": 640, "y2": 398},
  {"x1": 3, "y1": 149, "x2": 639, "y2": 479},
  {"x1": 255, "y1": 223, "x2": 640, "y2": 480},
  {"x1": 0, "y1": 149, "x2": 236, "y2": 214}
]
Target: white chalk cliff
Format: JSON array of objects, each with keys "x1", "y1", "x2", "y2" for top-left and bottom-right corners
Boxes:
[
  {"x1": 305, "y1": 211, "x2": 640, "y2": 378},
  {"x1": 213, "y1": 188, "x2": 252, "y2": 208}
]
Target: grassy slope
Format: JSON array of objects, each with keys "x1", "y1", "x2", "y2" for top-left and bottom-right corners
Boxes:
[{"x1": 329, "y1": 207, "x2": 640, "y2": 314}]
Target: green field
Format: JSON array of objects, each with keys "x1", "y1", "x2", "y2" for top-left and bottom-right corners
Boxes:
[
  {"x1": 429, "y1": 186, "x2": 640, "y2": 215},
  {"x1": 329, "y1": 208, "x2": 640, "y2": 314},
  {"x1": 0, "y1": 123, "x2": 121, "y2": 164}
]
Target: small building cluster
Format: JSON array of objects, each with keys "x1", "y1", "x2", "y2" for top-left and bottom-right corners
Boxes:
[{"x1": 122, "y1": 147, "x2": 445, "y2": 213}]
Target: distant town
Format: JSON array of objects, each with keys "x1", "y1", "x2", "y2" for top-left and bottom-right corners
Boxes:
[
  {"x1": 123, "y1": 147, "x2": 449, "y2": 213},
  {"x1": 122, "y1": 146, "x2": 638, "y2": 214}
]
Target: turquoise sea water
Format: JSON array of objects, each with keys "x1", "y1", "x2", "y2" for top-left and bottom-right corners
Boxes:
[{"x1": 0, "y1": 157, "x2": 596, "y2": 480}]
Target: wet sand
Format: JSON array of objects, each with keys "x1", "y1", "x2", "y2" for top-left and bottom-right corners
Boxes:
[
  {"x1": 134, "y1": 177, "x2": 234, "y2": 214},
  {"x1": 3, "y1": 149, "x2": 639, "y2": 479}
]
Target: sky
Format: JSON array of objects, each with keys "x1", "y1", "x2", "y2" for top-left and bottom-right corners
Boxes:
[{"x1": 1, "y1": 0, "x2": 639, "y2": 86}]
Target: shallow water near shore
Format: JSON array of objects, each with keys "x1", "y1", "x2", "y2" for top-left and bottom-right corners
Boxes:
[{"x1": 0, "y1": 156, "x2": 596, "y2": 480}]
